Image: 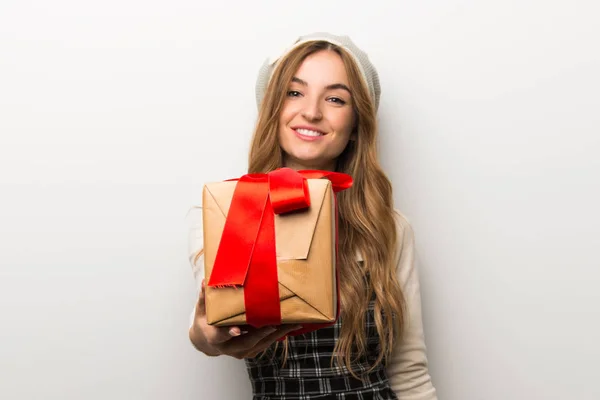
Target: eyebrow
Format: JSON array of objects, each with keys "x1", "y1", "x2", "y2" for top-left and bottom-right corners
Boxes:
[{"x1": 291, "y1": 76, "x2": 352, "y2": 95}]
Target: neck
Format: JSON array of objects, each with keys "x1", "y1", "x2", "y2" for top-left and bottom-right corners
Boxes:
[{"x1": 283, "y1": 158, "x2": 337, "y2": 172}]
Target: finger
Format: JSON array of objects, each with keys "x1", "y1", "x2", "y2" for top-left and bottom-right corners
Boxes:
[
  {"x1": 227, "y1": 324, "x2": 298, "y2": 356},
  {"x1": 196, "y1": 279, "x2": 207, "y2": 317},
  {"x1": 227, "y1": 326, "x2": 243, "y2": 337},
  {"x1": 220, "y1": 326, "x2": 277, "y2": 353},
  {"x1": 206, "y1": 322, "x2": 255, "y2": 345}
]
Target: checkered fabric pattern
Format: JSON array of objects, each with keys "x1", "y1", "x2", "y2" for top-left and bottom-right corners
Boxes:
[{"x1": 245, "y1": 300, "x2": 397, "y2": 400}]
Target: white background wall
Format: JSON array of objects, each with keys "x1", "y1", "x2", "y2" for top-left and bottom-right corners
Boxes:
[{"x1": 1, "y1": 1, "x2": 598, "y2": 399}]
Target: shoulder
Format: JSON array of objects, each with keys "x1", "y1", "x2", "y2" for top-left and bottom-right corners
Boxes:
[
  {"x1": 391, "y1": 209, "x2": 417, "y2": 282},
  {"x1": 392, "y1": 209, "x2": 412, "y2": 232},
  {"x1": 392, "y1": 208, "x2": 415, "y2": 250}
]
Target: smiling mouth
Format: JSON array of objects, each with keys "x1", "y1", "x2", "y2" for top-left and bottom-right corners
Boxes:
[{"x1": 294, "y1": 128, "x2": 325, "y2": 137}]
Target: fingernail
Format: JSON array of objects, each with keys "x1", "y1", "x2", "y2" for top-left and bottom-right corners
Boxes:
[{"x1": 229, "y1": 328, "x2": 241, "y2": 337}]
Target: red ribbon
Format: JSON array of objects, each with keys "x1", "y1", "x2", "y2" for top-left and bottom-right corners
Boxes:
[{"x1": 208, "y1": 167, "x2": 352, "y2": 329}]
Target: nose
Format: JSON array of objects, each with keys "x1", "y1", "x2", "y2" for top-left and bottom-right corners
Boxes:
[{"x1": 301, "y1": 98, "x2": 323, "y2": 121}]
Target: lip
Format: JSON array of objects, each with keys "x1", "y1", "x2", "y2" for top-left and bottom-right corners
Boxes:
[{"x1": 291, "y1": 125, "x2": 326, "y2": 141}]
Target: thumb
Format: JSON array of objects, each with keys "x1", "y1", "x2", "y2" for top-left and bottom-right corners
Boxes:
[{"x1": 197, "y1": 279, "x2": 206, "y2": 317}]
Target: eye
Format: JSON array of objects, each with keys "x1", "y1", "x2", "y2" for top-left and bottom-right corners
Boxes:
[
  {"x1": 287, "y1": 90, "x2": 302, "y2": 97},
  {"x1": 327, "y1": 97, "x2": 347, "y2": 105}
]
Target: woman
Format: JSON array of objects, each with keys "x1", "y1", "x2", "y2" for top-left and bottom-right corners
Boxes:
[{"x1": 188, "y1": 32, "x2": 437, "y2": 399}]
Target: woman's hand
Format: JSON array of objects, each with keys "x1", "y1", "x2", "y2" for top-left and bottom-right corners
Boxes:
[{"x1": 189, "y1": 279, "x2": 301, "y2": 359}]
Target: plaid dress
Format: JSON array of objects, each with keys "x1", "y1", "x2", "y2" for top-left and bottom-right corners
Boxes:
[{"x1": 245, "y1": 301, "x2": 397, "y2": 400}]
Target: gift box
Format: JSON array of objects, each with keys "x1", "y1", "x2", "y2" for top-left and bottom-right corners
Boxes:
[{"x1": 202, "y1": 168, "x2": 352, "y2": 329}]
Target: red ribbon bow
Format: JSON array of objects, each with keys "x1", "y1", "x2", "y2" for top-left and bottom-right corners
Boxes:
[{"x1": 208, "y1": 167, "x2": 352, "y2": 330}]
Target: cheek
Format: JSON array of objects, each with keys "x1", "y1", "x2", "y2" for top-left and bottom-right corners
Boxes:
[
  {"x1": 277, "y1": 108, "x2": 293, "y2": 147},
  {"x1": 279, "y1": 102, "x2": 297, "y2": 125},
  {"x1": 334, "y1": 109, "x2": 355, "y2": 136}
]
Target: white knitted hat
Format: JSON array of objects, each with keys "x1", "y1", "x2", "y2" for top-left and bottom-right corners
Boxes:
[{"x1": 255, "y1": 32, "x2": 381, "y2": 111}]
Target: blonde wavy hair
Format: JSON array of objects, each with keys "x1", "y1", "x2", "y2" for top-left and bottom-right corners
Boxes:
[{"x1": 248, "y1": 40, "x2": 406, "y2": 377}]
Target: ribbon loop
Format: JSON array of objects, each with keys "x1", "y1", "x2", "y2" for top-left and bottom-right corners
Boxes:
[
  {"x1": 269, "y1": 168, "x2": 311, "y2": 214},
  {"x1": 298, "y1": 170, "x2": 353, "y2": 192}
]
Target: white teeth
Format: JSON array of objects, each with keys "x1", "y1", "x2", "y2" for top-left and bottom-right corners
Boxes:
[{"x1": 296, "y1": 128, "x2": 323, "y2": 137}]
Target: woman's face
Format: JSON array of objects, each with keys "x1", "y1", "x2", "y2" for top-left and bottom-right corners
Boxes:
[{"x1": 278, "y1": 50, "x2": 355, "y2": 171}]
